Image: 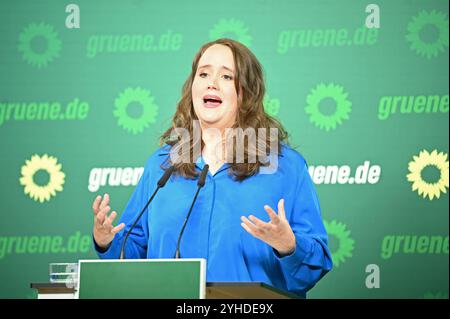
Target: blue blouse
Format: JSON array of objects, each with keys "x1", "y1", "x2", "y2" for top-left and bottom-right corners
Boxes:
[{"x1": 95, "y1": 144, "x2": 332, "y2": 298}]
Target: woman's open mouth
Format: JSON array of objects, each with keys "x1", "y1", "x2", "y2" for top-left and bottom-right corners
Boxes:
[{"x1": 203, "y1": 95, "x2": 222, "y2": 108}]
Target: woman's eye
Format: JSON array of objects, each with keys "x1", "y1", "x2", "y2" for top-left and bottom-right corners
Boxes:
[{"x1": 198, "y1": 72, "x2": 232, "y2": 80}]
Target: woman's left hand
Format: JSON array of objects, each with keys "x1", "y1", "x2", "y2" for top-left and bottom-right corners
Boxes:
[{"x1": 241, "y1": 198, "x2": 296, "y2": 256}]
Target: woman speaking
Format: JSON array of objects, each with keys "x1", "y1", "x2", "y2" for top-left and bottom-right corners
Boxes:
[{"x1": 91, "y1": 38, "x2": 332, "y2": 298}]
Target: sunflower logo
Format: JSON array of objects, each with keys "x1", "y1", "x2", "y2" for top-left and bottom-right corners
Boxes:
[
  {"x1": 305, "y1": 83, "x2": 352, "y2": 131},
  {"x1": 263, "y1": 94, "x2": 280, "y2": 116},
  {"x1": 209, "y1": 18, "x2": 253, "y2": 47},
  {"x1": 423, "y1": 292, "x2": 448, "y2": 299},
  {"x1": 407, "y1": 149, "x2": 449, "y2": 200},
  {"x1": 18, "y1": 23, "x2": 62, "y2": 68},
  {"x1": 113, "y1": 87, "x2": 159, "y2": 135},
  {"x1": 406, "y1": 10, "x2": 449, "y2": 59},
  {"x1": 19, "y1": 154, "x2": 65, "y2": 203},
  {"x1": 324, "y1": 219, "x2": 355, "y2": 268}
]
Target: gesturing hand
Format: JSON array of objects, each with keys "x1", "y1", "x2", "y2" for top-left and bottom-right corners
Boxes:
[
  {"x1": 241, "y1": 199, "x2": 296, "y2": 256},
  {"x1": 92, "y1": 193, "x2": 125, "y2": 249}
]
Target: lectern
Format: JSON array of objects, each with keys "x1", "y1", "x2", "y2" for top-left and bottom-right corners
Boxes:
[{"x1": 31, "y1": 259, "x2": 297, "y2": 299}]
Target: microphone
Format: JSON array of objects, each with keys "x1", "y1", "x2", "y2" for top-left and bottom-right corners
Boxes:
[
  {"x1": 120, "y1": 166, "x2": 175, "y2": 259},
  {"x1": 174, "y1": 164, "x2": 209, "y2": 258}
]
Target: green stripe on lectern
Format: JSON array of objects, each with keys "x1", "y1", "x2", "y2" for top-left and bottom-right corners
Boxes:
[{"x1": 78, "y1": 260, "x2": 202, "y2": 299}]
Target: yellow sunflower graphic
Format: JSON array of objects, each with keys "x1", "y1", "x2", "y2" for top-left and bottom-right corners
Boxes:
[
  {"x1": 19, "y1": 154, "x2": 65, "y2": 203},
  {"x1": 407, "y1": 149, "x2": 449, "y2": 200}
]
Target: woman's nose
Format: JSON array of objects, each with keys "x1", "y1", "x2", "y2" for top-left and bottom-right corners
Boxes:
[{"x1": 207, "y1": 77, "x2": 218, "y2": 90}]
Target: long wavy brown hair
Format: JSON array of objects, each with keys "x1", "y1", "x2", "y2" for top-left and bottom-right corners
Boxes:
[{"x1": 160, "y1": 38, "x2": 288, "y2": 181}]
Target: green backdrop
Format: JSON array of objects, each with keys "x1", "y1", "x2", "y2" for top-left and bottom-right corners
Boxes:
[{"x1": 0, "y1": 0, "x2": 448, "y2": 299}]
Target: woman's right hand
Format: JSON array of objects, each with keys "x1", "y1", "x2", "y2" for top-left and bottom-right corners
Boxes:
[{"x1": 92, "y1": 193, "x2": 125, "y2": 249}]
